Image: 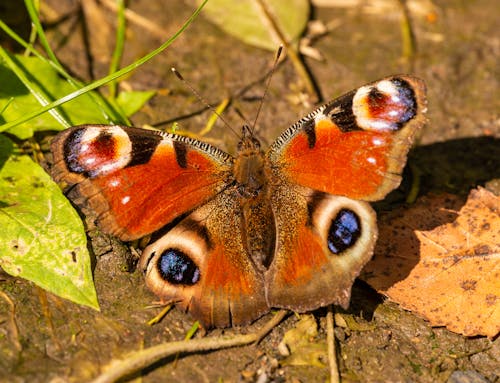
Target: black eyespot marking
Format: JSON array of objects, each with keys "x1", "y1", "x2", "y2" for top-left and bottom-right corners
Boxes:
[
  {"x1": 391, "y1": 78, "x2": 418, "y2": 125},
  {"x1": 63, "y1": 128, "x2": 86, "y2": 173},
  {"x1": 362, "y1": 78, "x2": 418, "y2": 131},
  {"x1": 157, "y1": 249, "x2": 200, "y2": 285},
  {"x1": 62, "y1": 128, "x2": 121, "y2": 177},
  {"x1": 64, "y1": 129, "x2": 116, "y2": 176},
  {"x1": 328, "y1": 209, "x2": 361, "y2": 254}
]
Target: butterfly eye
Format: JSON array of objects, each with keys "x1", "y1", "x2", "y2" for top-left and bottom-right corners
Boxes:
[
  {"x1": 327, "y1": 209, "x2": 361, "y2": 254},
  {"x1": 63, "y1": 126, "x2": 132, "y2": 177},
  {"x1": 251, "y1": 137, "x2": 261, "y2": 149},
  {"x1": 157, "y1": 249, "x2": 201, "y2": 285}
]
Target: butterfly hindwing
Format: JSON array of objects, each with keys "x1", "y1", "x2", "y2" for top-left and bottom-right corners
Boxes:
[
  {"x1": 51, "y1": 125, "x2": 233, "y2": 240},
  {"x1": 140, "y1": 189, "x2": 268, "y2": 328},
  {"x1": 265, "y1": 180, "x2": 377, "y2": 310}
]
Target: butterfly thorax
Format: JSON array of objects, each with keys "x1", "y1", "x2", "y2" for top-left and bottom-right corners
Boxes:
[{"x1": 233, "y1": 125, "x2": 267, "y2": 197}]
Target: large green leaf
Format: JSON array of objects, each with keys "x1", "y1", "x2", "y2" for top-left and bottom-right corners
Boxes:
[
  {"x1": 201, "y1": 0, "x2": 310, "y2": 51},
  {"x1": 0, "y1": 134, "x2": 98, "y2": 310}
]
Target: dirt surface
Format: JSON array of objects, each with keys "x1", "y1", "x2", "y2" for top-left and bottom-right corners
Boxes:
[{"x1": 1, "y1": 0, "x2": 499, "y2": 382}]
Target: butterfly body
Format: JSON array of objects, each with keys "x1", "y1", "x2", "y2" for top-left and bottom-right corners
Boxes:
[{"x1": 51, "y1": 75, "x2": 427, "y2": 328}]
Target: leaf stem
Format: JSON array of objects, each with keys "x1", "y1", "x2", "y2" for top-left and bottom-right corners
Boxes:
[
  {"x1": 253, "y1": 0, "x2": 320, "y2": 102},
  {"x1": 108, "y1": 0, "x2": 127, "y2": 99},
  {"x1": 398, "y1": 0, "x2": 416, "y2": 63}
]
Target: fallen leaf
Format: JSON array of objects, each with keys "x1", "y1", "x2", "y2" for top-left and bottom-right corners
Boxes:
[
  {"x1": 278, "y1": 314, "x2": 327, "y2": 367},
  {"x1": 199, "y1": 0, "x2": 309, "y2": 51},
  {"x1": 362, "y1": 188, "x2": 500, "y2": 337}
]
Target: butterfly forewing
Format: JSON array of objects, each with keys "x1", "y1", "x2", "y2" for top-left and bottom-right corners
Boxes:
[
  {"x1": 267, "y1": 75, "x2": 427, "y2": 201},
  {"x1": 51, "y1": 125, "x2": 233, "y2": 240}
]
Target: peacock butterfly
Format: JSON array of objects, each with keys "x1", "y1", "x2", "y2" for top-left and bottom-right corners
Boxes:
[{"x1": 50, "y1": 75, "x2": 427, "y2": 328}]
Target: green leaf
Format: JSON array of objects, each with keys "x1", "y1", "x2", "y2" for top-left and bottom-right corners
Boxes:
[
  {"x1": 0, "y1": 55, "x2": 112, "y2": 139},
  {"x1": 0, "y1": 134, "x2": 99, "y2": 310},
  {"x1": 201, "y1": 0, "x2": 310, "y2": 51},
  {"x1": 116, "y1": 90, "x2": 156, "y2": 117},
  {"x1": 0, "y1": 55, "x2": 156, "y2": 138},
  {"x1": 0, "y1": 1, "x2": 207, "y2": 134}
]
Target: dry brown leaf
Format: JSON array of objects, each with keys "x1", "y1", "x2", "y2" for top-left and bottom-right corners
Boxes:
[{"x1": 362, "y1": 187, "x2": 500, "y2": 338}]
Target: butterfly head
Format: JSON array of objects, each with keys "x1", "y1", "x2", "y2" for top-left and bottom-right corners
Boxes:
[{"x1": 237, "y1": 125, "x2": 261, "y2": 153}]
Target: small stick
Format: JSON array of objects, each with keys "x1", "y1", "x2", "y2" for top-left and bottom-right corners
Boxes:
[
  {"x1": 327, "y1": 305, "x2": 340, "y2": 383},
  {"x1": 90, "y1": 310, "x2": 288, "y2": 383}
]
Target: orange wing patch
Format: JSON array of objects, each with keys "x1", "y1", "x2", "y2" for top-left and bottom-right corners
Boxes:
[
  {"x1": 51, "y1": 126, "x2": 233, "y2": 241},
  {"x1": 92, "y1": 146, "x2": 228, "y2": 239},
  {"x1": 275, "y1": 225, "x2": 327, "y2": 286},
  {"x1": 280, "y1": 120, "x2": 395, "y2": 199}
]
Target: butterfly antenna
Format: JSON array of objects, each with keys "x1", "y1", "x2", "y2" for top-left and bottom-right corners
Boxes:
[
  {"x1": 171, "y1": 67, "x2": 239, "y2": 138},
  {"x1": 250, "y1": 45, "x2": 283, "y2": 134}
]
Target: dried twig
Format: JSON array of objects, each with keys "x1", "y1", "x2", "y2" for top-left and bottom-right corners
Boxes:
[{"x1": 90, "y1": 310, "x2": 288, "y2": 383}]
